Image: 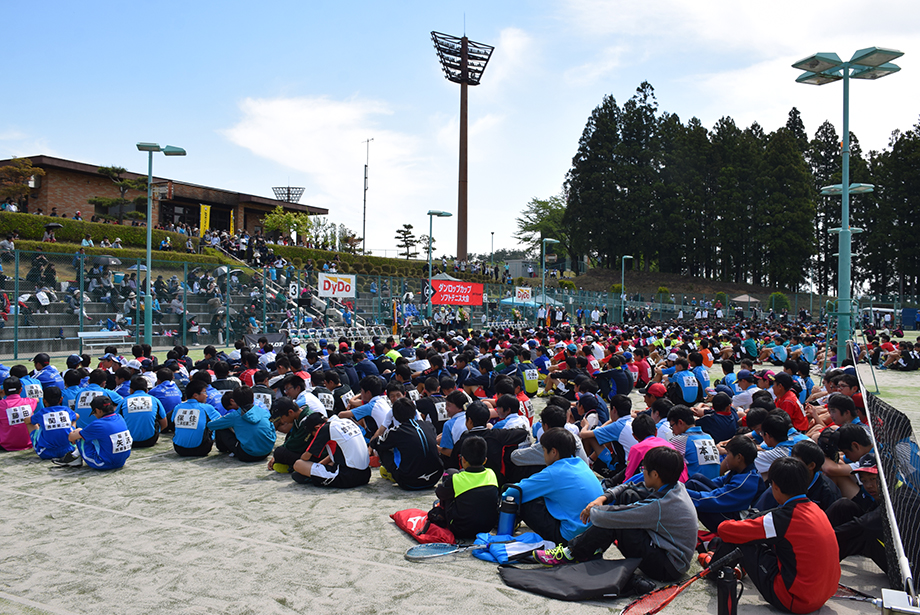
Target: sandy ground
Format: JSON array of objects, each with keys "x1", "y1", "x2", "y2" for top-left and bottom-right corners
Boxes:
[{"x1": 0, "y1": 362, "x2": 902, "y2": 614}]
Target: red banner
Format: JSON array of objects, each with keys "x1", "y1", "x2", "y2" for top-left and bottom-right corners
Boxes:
[{"x1": 431, "y1": 280, "x2": 483, "y2": 306}]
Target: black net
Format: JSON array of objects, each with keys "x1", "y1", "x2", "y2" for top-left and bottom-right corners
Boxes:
[{"x1": 862, "y1": 388, "x2": 920, "y2": 591}]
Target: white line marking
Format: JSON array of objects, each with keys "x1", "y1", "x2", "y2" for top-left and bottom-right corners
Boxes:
[
  {"x1": 0, "y1": 590, "x2": 81, "y2": 615},
  {"x1": 0, "y1": 487, "x2": 505, "y2": 591}
]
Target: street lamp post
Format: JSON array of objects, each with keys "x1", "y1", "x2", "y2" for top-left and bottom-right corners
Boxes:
[
  {"x1": 620, "y1": 255, "x2": 633, "y2": 323},
  {"x1": 136, "y1": 142, "x2": 186, "y2": 346},
  {"x1": 427, "y1": 210, "x2": 452, "y2": 319},
  {"x1": 541, "y1": 238, "x2": 560, "y2": 327},
  {"x1": 490, "y1": 231, "x2": 494, "y2": 269},
  {"x1": 792, "y1": 47, "x2": 903, "y2": 362}
]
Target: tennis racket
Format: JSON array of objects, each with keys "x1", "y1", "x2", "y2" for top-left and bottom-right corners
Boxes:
[
  {"x1": 832, "y1": 584, "x2": 881, "y2": 606},
  {"x1": 620, "y1": 548, "x2": 742, "y2": 615},
  {"x1": 404, "y1": 540, "x2": 514, "y2": 562}
]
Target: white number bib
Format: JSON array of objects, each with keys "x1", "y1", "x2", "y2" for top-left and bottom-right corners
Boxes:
[
  {"x1": 524, "y1": 399, "x2": 534, "y2": 418},
  {"x1": 126, "y1": 397, "x2": 153, "y2": 413},
  {"x1": 524, "y1": 369, "x2": 539, "y2": 382},
  {"x1": 77, "y1": 390, "x2": 102, "y2": 409},
  {"x1": 435, "y1": 401, "x2": 449, "y2": 422},
  {"x1": 319, "y1": 393, "x2": 335, "y2": 412},
  {"x1": 336, "y1": 418, "x2": 362, "y2": 439},
  {"x1": 6, "y1": 404, "x2": 32, "y2": 425},
  {"x1": 109, "y1": 430, "x2": 133, "y2": 453},
  {"x1": 174, "y1": 407, "x2": 201, "y2": 429},
  {"x1": 42, "y1": 410, "x2": 71, "y2": 431},
  {"x1": 408, "y1": 389, "x2": 420, "y2": 401},
  {"x1": 694, "y1": 439, "x2": 720, "y2": 465},
  {"x1": 254, "y1": 392, "x2": 273, "y2": 410},
  {"x1": 25, "y1": 383, "x2": 43, "y2": 400}
]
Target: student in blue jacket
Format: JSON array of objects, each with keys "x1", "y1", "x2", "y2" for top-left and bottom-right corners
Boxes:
[
  {"x1": 54, "y1": 396, "x2": 132, "y2": 470},
  {"x1": 684, "y1": 435, "x2": 762, "y2": 532},
  {"x1": 508, "y1": 427, "x2": 603, "y2": 545},
  {"x1": 209, "y1": 387, "x2": 276, "y2": 462},
  {"x1": 116, "y1": 376, "x2": 167, "y2": 448}
]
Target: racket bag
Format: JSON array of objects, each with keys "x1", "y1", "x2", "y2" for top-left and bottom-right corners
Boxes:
[
  {"x1": 498, "y1": 557, "x2": 641, "y2": 601},
  {"x1": 390, "y1": 508, "x2": 455, "y2": 545}
]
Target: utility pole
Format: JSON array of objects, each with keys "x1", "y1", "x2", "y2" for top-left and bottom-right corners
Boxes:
[{"x1": 362, "y1": 138, "x2": 373, "y2": 254}]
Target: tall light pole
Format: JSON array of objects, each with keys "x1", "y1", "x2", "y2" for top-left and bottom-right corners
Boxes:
[
  {"x1": 427, "y1": 210, "x2": 452, "y2": 319},
  {"x1": 490, "y1": 231, "x2": 494, "y2": 268},
  {"x1": 792, "y1": 46, "x2": 903, "y2": 362},
  {"x1": 541, "y1": 238, "x2": 560, "y2": 326},
  {"x1": 361, "y1": 138, "x2": 373, "y2": 254},
  {"x1": 136, "y1": 142, "x2": 186, "y2": 346},
  {"x1": 620, "y1": 255, "x2": 633, "y2": 324},
  {"x1": 431, "y1": 32, "x2": 494, "y2": 261}
]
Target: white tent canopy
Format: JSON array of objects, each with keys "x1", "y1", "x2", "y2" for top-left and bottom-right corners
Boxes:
[{"x1": 731, "y1": 294, "x2": 760, "y2": 303}]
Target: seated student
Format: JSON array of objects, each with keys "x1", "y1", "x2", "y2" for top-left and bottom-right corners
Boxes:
[
  {"x1": 27, "y1": 386, "x2": 77, "y2": 459},
  {"x1": 686, "y1": 435, "x2": 761, "y2": 532},
  {"x1": 208, "y1": 387, "x2": 276, "y2": 462},
  {"x1": 0, "y1": 376, "x2": 38, "y2": 452},
  {"x1": 825, "y1": 454, "x2": 888, "y2": 573},
  {"x1": 61, "y1": 369, "x2": 84, "y2": 413},
  {"x1": 437, "y1": 390, "x2": 471, "y2": 464},
  {"x1": 55, "y1": 396, "x2": 133, "y2": 470},
  {"x1": 772, "y1": 372, "x2": 809, "y2": 433},
  {"x1": 756, "y1": 439, "x2": 841, "y2": 511},
  {"x1": 150, "y1": 368, "x2": 182, "y2": 428},
  {"x1": 534, "y1": 446, "x2": 697, "y2": 582},
  {"x1": 511, "y1": 428, "x2": 603, "y2": 545},
  {"x1": 450, "y1": 400, "x2": 528, "y2": 485},
  {"x1": 340, "y1": 375, "x2": 388, "y2": 434},
  {"x1": 370, "y1": 397, "x2": 442, "y2": 490},
  {"x1": 668, "y1": 405, "x2": 720, "y2": 480},
  {"x1": 322, "y1": 370, "x2": 352, "y2": 416},
  {"x1": 648, "y1": 397, "x2": 674, "y2": 440},
  {"x1": 568, "y1": 393, "x2": 601, "y2": 432},
  {"x1": 113, "y1": 367, "x2": 133, "y2": 398},
  {"x1": 711, "y1": 457, "x2": 841, "y2": 614},
  {"x1": 75, "y1": 369, "x2": 124, "y2": 429},
  {"x1": 429, "y1": 435, "x2": 499, "y2": 538},
  {"x1": 116, "y1": 376, "x2": 167, "y2": 448},
  {"x1": 696, "y1": 391, "x2": 739, "y2": 444},
  {"x1": 250, "y1": 370, "x2": 276, "y2": 412},
  {"x1": 510, "y1": 405, "x2": 591, "y2": 481},
  {"x1": 623, "y1": 414, "x2": 688, "y2": 483},
  {"x1": 493, "y1": 394, "x2": 528, "y2": 430},
  {"x1": 754, "y1": 412, "x2": 806, "y2": 480},
  {"x1": 415, "y1": 376, "x2": 447, "y2": 434},
  {"x1": 291, "y1": 414, "x2": 371, "y2": 488},
  {"x1": 171, "y1": 380, "x2": 223, "y2": 457},
  {"x1": 266, "y1": 398, "x2": 313, "y2": 473},
  {"x1": 580, "y1": 394, "x2": 633, "y2": 477}
]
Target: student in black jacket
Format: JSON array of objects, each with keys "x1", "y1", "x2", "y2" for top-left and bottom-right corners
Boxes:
[
  {"x1": 371, "y1": 397, "x2": 442, "y2": 490},
  {"x1": 450, "y1": 400, "x2": 528, "y2": 486}
]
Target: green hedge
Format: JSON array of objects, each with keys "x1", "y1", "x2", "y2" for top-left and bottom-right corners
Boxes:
[
  {"x1": 16, "y1": 240, "x2": 227, "y2": 265},
  {"x1": 0, "y1": 211, "x2": 198, "y2": 250}
]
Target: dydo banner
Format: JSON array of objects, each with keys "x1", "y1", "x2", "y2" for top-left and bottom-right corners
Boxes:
[
  {"x1": 318, "y1": 273, "x2": 356, "y2": 298},
  {"x1": 515, "y1": 286, "x2": 533, "y2": 302}
]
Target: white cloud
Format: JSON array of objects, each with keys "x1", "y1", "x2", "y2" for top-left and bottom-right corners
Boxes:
[
  {"x1": 564, "y1": 45, "x2": 630, "y2": 86},
  {"x1": 223, "y1": 96, "x2": 442, "y2": 249}
]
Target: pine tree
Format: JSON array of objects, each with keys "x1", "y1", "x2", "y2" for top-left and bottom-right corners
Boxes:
[{"x1": 394, "y1": 224, "x2": 419, "y2": 260}]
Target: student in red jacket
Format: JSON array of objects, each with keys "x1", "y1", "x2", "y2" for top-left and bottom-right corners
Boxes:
[{"x1": 711, "y1": 456, "x2": 840, "y2": 614}]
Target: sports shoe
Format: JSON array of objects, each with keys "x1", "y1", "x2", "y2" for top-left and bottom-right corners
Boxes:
[
  {"x1": 52, "y1": 451, "x2": 83, "y2": 468},
  {"x1": 533, "y1": 544, "x2": 574, "y2": 566}
]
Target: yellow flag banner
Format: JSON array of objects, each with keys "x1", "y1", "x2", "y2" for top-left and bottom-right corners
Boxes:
[
  {"x1": 230, "y1": 209, "x2": 235, "y2": 235},
  {"x1": 199, "y1": 205, "x2": 211, "y2": 232}
]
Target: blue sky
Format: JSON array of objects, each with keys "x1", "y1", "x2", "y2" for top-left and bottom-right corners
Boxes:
[{"x1": 3, "y1": 1, "x2": 918, "y2": 258}]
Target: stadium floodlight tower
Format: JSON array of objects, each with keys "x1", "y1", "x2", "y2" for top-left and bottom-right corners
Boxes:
[
  {"x1": 431, "y1": 30, "x2": 494, "y2": 262},
  {"x1": 272, "y1": 186, "x2": 305, "y2": 203},
  {"x1": 792, "y1": 46, "x2": 903, "y2": 364}
]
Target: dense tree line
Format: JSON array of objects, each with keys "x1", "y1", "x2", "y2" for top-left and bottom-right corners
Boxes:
[{"x1": 558, "y1": 82, "x2": 919, "y2": 296}]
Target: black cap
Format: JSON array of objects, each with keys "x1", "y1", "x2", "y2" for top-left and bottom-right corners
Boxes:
[
  {"x1": 33, "y1": 353, "x2": 50, "y2": 365},
  {"x1": 269, "y1": 397, "x2": 298, "y2": 422}
]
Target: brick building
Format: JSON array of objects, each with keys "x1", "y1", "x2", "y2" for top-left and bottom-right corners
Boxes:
[{"x1": 0, "y1": 155, "x2": 327, "y2": 234}]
